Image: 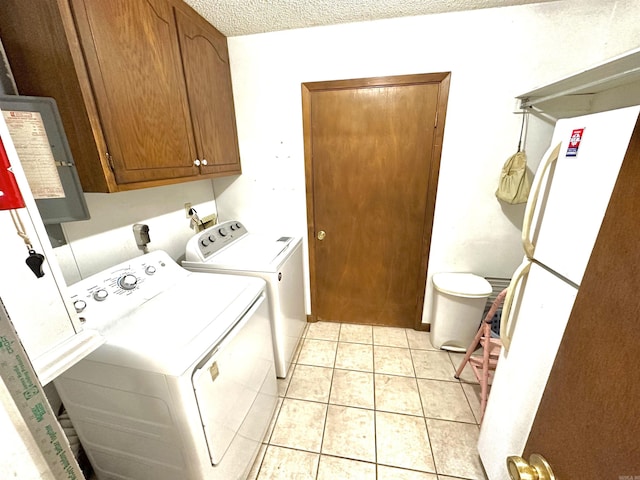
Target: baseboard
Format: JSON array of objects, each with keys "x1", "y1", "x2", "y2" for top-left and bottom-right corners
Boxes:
[{"x1": 305, "y1": 314, "x2": 430, "y2": 331}]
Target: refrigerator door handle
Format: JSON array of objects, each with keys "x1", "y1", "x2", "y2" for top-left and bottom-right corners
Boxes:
[
  {"x1": 522, "y1": 142, "x2": 562, "y2": 258},
  {"x1": 501, "y1": 260, "x2": 532, "y2": 351}
]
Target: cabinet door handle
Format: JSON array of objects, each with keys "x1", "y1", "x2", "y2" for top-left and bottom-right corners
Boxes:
[
  {"x1": 201, "y1": 159, "x2": 208, "y2": 166},
  {"x1": 194, "y1": 159, "x2": 201, "y2": 167}
]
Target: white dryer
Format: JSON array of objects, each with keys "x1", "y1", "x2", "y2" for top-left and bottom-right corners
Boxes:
[
  {"x1": 55, "y1": 251, "x2": 277, "y2": 480},
  {"x1": 183, "y1": 220, "x2": 306, "y2": 378}
]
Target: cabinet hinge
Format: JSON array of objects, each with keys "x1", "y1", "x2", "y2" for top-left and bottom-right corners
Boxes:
[{"x1": 105, "y1": 152, "x2": 115, "y2": 172}]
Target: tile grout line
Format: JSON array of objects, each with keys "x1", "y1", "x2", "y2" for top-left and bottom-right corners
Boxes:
[
  {"x1": 264, "y1": 322, "x2": 483, "y2": 479},
  {"x1": 254, "y1": 323, "x2": 309, "y2": 479},
  {"x1": 407, "y1": 329, "x2": 440, "y2": 478},
  {"x1": 371, "y1": 334, "x2": 378, "y2": 479},
  {"x1": 446, "y1": 349, "x2": 484, "y2": 426},
  {"x1": 314, "y1": 321, "x2": 341, "y2": 480}
]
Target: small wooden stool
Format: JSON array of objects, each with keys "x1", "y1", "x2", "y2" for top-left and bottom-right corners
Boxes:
[{"x1": 454, "y1": 288, "x2": 508, "y2": 422}]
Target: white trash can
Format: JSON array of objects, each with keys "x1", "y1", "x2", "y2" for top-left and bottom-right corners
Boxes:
[{"x1": 430, "y1": 272, "x2": 492, "y2": 352}]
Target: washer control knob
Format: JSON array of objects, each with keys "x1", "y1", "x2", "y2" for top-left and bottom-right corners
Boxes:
[
  {"x1": 73, "y1": 299, "x2": 87, "y2": 313},
  {"x1": 145, "y1": 265, "x2": 157, "y2": 275},
  {"x1": 118, "y1": 274, "x2": 138, "y2": 290},
  {"x1": 200, "y1": 238, "x2": 210, "y2": 247},
  {"x1": 208, "y1": 235, "x2": 216, "y2": 243},
  {"x1": 235, "y1": 222, "x2": 241, "y2": 230},
  {"x1": 230, "y1": 223, "x2": 237, "y2": 231},
  {"x1": 93, "y1": 289, "x2": 108, "y2": 301},
  {"x1": 218, "y1": 227, "x2": 228, "y2": 237}
]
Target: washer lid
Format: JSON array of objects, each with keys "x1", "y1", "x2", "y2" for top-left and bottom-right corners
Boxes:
[
  {"x1": 197, "y1": 234, "x2": 300, "y2": 271},
  {"x1": 433, "y1": 273, "x2": 492, "y2": 298}
]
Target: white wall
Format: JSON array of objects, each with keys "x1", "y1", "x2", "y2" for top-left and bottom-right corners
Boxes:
[
  {"x1": 55, "y1": 180, "x2": 218, "y2": 283},
  {"x1": 216, "y1": 0, "x2": 640, "y2": 323}
]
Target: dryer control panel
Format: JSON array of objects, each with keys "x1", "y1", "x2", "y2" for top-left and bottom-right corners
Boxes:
[
  {"x1": 68, "y1": 250, "x2": 187, "y2": 330},
  {"x1": 186, "y1": 220, "x2": 249, "y2": 261}
]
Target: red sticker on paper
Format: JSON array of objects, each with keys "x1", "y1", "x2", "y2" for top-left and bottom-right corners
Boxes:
[{"x1": 566, "y1": 128, "x2": 584, "y2": 157}]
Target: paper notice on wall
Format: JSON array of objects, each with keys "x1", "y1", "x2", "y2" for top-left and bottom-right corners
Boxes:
[{"x1": 2, "y1": 110, "x2": 65, "y2": 199}]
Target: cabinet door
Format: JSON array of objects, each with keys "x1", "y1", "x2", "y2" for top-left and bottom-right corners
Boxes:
[
  {"x1": 71, "y1": 0, "x2": 199, "y2": 185},
  {"x1": 174, "y1": 5, "x2": 241, "y2": 176}
]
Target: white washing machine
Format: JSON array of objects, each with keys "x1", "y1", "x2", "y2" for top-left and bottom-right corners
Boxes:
[
  {"x1": 183, "y1": 220, "x2": 306, "y2": 378},
  {"x1": 54, "y1": 250, "x2": 277, "y2": 480}
]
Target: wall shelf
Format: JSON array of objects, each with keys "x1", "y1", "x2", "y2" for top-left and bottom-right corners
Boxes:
[{"x1": 517, "y1": 48, "x2": 640, "y2": 118}]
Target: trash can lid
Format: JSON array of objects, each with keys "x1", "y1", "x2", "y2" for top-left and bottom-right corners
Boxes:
[{"x1": 433, "y1": 273, "x2": 492, "y2": 298}]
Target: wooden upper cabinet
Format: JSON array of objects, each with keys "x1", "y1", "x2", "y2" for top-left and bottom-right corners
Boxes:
[
  {"x1": 0, "y1": 0, "x2": 241, "y2": 192},
  {"x1": 71, "y1": 0, "x2": 198, "y2": 185},
  {"x1": 174, "y1": 3, "x2": 241, "y2": 176}
]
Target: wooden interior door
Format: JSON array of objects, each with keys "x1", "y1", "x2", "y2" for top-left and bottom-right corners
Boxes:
[
  {"x1": 303, "y1": 73, "x2": 450, "y2": 328},
  {"x1": 521, "y1": 119, "x2": 640, "y2": 477}
]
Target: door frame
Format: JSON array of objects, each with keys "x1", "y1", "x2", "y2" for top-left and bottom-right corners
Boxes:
[{"x1": 302, "y1": 72, "x2": 451, "y2": 329}]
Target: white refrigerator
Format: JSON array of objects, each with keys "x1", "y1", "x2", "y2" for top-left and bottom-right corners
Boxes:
[{"x1": 477, "y1": 105, "x2": 640, "y2": 480}]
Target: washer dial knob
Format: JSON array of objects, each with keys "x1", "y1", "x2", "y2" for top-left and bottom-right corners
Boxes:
[
  {"x1": 73, "y1": 299, "x2": 87, "y2": 313},
  {"x1": 93, "y1": 289, "x2": 108, "y2": 301},
  {"x1": 118, "y1": 274, "x2": 138, "y2": 290},
  {"x1": 218, "y1": 227, "x2": 228, "y2": 237},
  {"x1": 145, "y1": 265, "x2": 157, "y2": 275}
]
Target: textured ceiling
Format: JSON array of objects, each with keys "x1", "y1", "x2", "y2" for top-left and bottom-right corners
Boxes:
[{"x1": 184, "y1": 0, "x2": 557, "y2": 37}]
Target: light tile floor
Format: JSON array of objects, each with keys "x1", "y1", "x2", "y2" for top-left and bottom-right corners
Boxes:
[{"x1": 248, "y1": 322, "x2": 489, "y2": 480}]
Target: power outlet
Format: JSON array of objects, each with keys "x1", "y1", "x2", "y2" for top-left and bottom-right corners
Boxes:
[{"x1": 184, "y1": 202, "x2": 192, "y2": 218}]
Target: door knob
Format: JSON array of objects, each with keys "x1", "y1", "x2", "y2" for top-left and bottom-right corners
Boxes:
[
  {"x1": 507, "y1": 454, "x2": 555, "y2": 480},
  {"x1": 317, "y1": 230, "x2": 326, "y2": 240}
]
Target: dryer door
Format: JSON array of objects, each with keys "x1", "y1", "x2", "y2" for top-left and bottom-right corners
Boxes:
[{"x1": 191, "y1": 294, "x2": 277, "y2": 466}]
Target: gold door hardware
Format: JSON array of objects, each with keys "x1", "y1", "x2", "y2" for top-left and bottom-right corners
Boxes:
[
  {"x1": 317, "y1": 230, "x2": 326, "y2": 240},
  {"x1": 507, "y1": 453, "x2": 555, "y2": 480}
]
